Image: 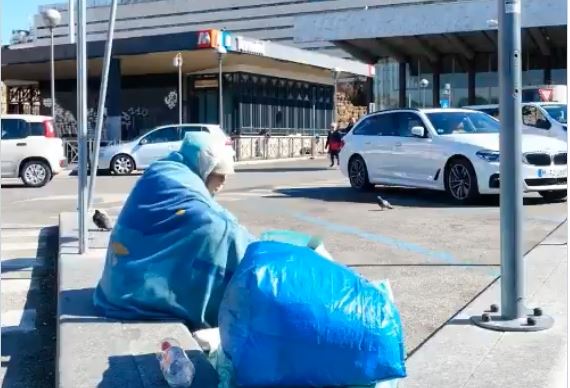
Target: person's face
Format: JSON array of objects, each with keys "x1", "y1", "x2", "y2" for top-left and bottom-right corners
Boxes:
[{"x1": 206, "y1": 173, "x2": 227, "y2": 195}]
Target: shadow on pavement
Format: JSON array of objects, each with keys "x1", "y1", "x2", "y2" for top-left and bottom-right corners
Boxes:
[
  {"x1": 1, "y1": 226, "x2": 58, "y2": 388},
  {"x1": 235, "y1": 166, "x2": 330, "y2": 173},
  {"x1": 100, "y1": 350, "x2": 218, "y2": 388},
  {"x1": 269, "y1": 186, "x2": 554, "y2": 208},
  {"x1": 0, "y1": 183, "x2": 31, "y2": 189},
  {"x1": 67, "y1": 169, "x2": 142, "y2": 177}
]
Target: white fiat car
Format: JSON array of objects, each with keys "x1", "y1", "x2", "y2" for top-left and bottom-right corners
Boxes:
[
  {"x1": 1, "y1": 114, "x2": 66, "y2": 187},
  {"x1": 98, "y1": 124, "x2": 235, "y2": 175},
  {"x1": 340, "y1": 108, "x2": 567, "y2": 203}
]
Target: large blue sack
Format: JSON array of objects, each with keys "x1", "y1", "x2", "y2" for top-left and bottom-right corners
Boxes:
[
  {"x1": 93, "y1": 132, "x2": 255, "y2": 329},
  {"x1": 219, "y1": 241, "x2": 406, "y2": 387}
]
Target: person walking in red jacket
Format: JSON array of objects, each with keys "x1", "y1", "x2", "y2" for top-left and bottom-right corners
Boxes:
[{"x1": 325, "y1": 122, "x2": 343, "y2": 167}]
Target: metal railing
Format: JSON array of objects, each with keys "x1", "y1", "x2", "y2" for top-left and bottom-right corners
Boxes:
[{"x1": 62, "y1": 135, "x2": 325, "y2": 167}]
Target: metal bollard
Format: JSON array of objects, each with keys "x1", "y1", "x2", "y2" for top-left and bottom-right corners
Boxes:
[{"x1": 310, "y1": 137, "x2": 316, "y2": 159}]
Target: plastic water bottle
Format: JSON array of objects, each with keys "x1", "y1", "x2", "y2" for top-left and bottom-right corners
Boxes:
[{"x1": 158, "y1": 338, "x2": 195, "y2": 387}]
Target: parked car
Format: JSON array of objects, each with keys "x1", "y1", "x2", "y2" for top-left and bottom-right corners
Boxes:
[
  {"x1": 340, "y1": 108, "x2": 568, "y2": 203},
  {"x1": 463, "y1": 102, "x2": 567, "y2": 142},
  {"x1": 98, "y1": 124, "x2": 235, "y2": 175},
  {"x1": 1, "y1": 114, "x2": 66, "y2": 187}
]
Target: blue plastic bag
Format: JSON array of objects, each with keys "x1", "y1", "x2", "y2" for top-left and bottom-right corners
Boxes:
[{"x1": 218, "y1": 241, "x2": 406, "y2": 387}]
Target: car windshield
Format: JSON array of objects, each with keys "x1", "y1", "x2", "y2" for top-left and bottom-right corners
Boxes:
[
  {"x1": 426, "y1": 111, "x2": 500, "y2": 135},
  {"x1": 541, "y1": 104, "x2": 567, "y2": 124}
]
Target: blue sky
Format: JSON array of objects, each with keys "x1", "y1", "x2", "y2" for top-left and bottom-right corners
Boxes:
[{"x1": 1, "y1": 0, "x2": 58, "y2": 44}]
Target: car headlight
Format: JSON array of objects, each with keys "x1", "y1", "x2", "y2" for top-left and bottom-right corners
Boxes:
[{"x1": 476, "y1": 150, "x2": 500, "y2": 162}]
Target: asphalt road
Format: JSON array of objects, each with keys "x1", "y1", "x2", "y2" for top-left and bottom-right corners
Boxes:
[{"x1": 1, "y1": 158, "x2": 567, "y2": 385}]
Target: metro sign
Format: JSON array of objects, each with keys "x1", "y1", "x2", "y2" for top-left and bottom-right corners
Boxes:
[
  {"x1": 538, "y1": 88, "x2": 553, "y2": 102},
  {"x1": 197, "y1": 30, "x2": 213, "y2": 48}
]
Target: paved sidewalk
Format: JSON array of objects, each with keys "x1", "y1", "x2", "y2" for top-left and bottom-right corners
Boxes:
[
  {"x1": 59, "y1": 155, "x2": 327, "y2": 177},
  {"x1": 400, "y1": 224, "x2": 567, "y2": 388}
]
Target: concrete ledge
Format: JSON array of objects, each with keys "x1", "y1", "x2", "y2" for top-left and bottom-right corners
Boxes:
[
  {"x1": 57, "y1": 212, "x2": 218, "y2": 387},
  {"x1": 399, "y1": 227, "x2": 568, "y2": 388}
]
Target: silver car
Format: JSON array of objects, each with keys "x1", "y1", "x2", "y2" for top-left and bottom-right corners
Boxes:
[{"x1": 98, "y1": 124, "x2": 235, "y2": 175}]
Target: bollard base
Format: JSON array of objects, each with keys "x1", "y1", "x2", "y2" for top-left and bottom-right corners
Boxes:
[{"x1": 471, "y1": 307, "x2": 554, "y2": 332}]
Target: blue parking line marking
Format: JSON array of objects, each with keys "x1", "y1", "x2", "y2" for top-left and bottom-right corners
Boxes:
[
  {"x1": 292, "y1": 212, "x2": 456, "y2": 263},
  {"x1": 290, "y1": 212, "x2": 500, "y2": 277}
]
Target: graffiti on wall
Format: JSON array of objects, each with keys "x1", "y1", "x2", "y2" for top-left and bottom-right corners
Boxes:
[{"x1": 7, "y1": 86, "x2": 41, "y2": 115}]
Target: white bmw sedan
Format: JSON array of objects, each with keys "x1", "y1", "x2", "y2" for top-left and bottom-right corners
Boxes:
[{"x1": 339, "y1": 108, "x2": 568, "y2": 203}]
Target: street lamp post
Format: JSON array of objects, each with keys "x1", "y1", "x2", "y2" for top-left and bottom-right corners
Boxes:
[
  {"x1": 217, "y1": 45, "x2": 227, "y2": 130},
  {"x1": 42, "y1": 8, "x2": 61, "y2": 120},
  {"x1": 173, "y1": 53, "x2": 183, "y2": 125},
  {"x1": 419, "y1": 78, "x2": 429, "y2": 108},
  {"x1": 332, "y1": 67, "x2": 341, "y2": 123}
]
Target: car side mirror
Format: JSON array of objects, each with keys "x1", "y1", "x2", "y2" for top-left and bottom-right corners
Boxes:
[
  {"x1": 139, "y1": 138, "x2": 149, "y2": 145},
  {"x1": 411, "y1": 126, "x2": 426, "y2": 138},
  {"x1": 537, "y1": 119, "x2": 551, "y2": 130}
]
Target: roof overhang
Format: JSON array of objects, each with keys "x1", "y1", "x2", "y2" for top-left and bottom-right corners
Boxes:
[
  {"x1": 2, "y1": 29, "x2": 373, "y2": 81},
  {"x1": 294, "y1": 0, "x2": 566, "y2": 63}
]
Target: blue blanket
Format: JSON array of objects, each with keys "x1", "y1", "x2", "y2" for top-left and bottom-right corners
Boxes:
[{"x1": 93, "y1": 133, "x2": 255, "y2": 328}]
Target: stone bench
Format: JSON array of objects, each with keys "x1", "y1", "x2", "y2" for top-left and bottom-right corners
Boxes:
[{"x1": 57, "y1": 212, "x2": 218, "y2": 388}]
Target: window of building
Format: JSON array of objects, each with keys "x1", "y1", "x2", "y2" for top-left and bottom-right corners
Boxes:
[{"x1": 407, "y1": 59, "x2": 433, "y2": 108}]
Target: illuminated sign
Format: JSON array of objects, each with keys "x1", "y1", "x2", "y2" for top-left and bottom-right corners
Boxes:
[
  {"x1": 235, "y1": 36, "x2": 265, "y2": 56},
  {"x1": 197, "y1": 29, "x2": 232, "y2": 51},
  {"x1": 197, "y1": 30, "x2": 217, "y2": 48}
]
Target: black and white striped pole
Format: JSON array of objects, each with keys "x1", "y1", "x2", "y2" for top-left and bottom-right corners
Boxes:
[{"x1": 471, "y1": 0, "x2": 553, "y2": 332}]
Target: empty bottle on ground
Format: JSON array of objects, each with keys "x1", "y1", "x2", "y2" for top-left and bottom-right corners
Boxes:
[{"x1": 158, "y1": 338, "x2": 195, "y2": 387}]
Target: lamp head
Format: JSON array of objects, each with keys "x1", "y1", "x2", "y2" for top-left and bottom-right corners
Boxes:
[{"x1": 42, "y1": 8, "x2": 62, "y2": 28}]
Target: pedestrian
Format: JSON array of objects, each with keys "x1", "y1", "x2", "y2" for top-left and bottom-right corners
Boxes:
[
  {"x1": 94, "y1": 132, "x2": 256, "y2": 329},
  {"x1": 325, "y1": 122, "x2": 343, "y2": 167}
]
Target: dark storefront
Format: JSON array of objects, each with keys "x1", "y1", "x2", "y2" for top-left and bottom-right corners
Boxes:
[{"x1": 189, "y1": 72, "x2": 333, "y2": 136}]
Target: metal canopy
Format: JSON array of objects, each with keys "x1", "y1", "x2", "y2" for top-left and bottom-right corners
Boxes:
[
  {"x1": 335, "y1": 26, "x2": 566, "y2": 64},
  {"x1": 293, "y1": 0, "x2": 566, "y2": 64}
]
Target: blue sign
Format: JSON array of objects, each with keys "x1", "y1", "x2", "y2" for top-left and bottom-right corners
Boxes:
[{"x1": 440, "y1": 99, "x2": 450, "y2": 108}]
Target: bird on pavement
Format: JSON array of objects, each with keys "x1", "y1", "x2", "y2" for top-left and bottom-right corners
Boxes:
[
  {"x1": 376, "y1": 195, "x2": 393, "y2": 210},
  {"x1": 93, "y1": 209, "x2": 113, "y2": 231}
]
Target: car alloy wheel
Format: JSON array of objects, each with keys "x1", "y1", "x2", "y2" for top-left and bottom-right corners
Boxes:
[
  {"x1": 112, "y1": 155, "x2": 134, "y2": 175},
  {"x1": 349, "y1": 156, "x2": 372, "y2": 191},
  {"x1": 448, "y1": 163, "x2": 472, "y2": 200},
  {"x1": 23, "y1": 163, "x2": 48, "y2": 186}
]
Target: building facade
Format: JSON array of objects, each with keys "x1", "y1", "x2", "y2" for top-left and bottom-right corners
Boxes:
[
  {"x1": 29, "y1": 0, "x2": 416, "y2": 59},
  {"x1": 3, "y1": 29, "x2": 371, "y2": 140},
  {"x1": 294, "y1": 0, "x2": 567, "y2": 109}
]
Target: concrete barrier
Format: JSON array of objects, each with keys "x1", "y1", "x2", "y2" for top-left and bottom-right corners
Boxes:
[{"x1": 56, "y1": 212, "x2": 218, "y2": 387}]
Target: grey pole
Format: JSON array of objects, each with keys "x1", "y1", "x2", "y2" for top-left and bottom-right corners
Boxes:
[
  {"x1": 471, "y1": 0, "x2": 553, "y2": 332},
  {"x1": 178, "y1": 63, "x2": 183, "y2": 125},
  {"x1": 332, "y1": 67, "x2": 340, "y2": 123},
  {"x1": 499, "y1": 0, "x2": 524, "y2": 320},
  {"x1": 69, "y1": 0, "x2": 76, "y2": 44},
  {"x1": 88, "y1": 0, "x2": 118, "y2": 208},
  {"x1": 218, "y1": 52, "x2": 224, "y2": 129},
  {"x1": 50, "y1": 28, "x2": 56, "y2": 119},
  {"x1": 42, "y1": 9, "x2": 61, "y2": 118},
  {"x1": 77, "y1": 0, "x2": 89, "y2": 254}
]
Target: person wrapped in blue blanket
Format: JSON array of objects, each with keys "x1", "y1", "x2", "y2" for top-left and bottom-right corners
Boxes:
[{"x1": 93, "y1": 132, "x2": 255, "y2": 329}]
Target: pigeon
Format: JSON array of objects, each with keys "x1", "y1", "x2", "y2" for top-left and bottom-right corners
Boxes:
[
  {"x1": 93, "y1": 209, "x2": 113, "y2": 231},
  {"x1": 376, "y1": 195, "x2": 393, "y2": 210}
]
